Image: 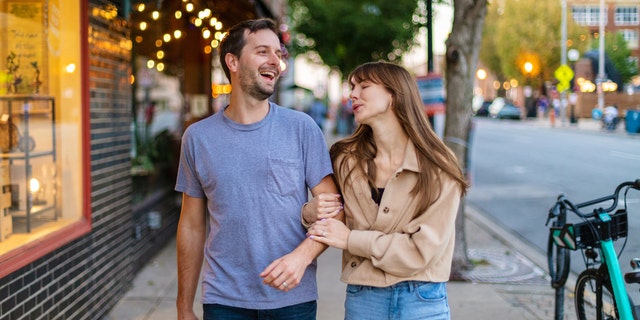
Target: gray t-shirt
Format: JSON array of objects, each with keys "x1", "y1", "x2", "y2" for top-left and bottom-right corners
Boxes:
[{"x1": 175, "y1": 102, "x2": 333, "y2": 309}]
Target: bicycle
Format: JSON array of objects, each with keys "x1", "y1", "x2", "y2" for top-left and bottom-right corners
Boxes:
[{"x1": 545, "y1": 179, "x2": 640, "y2": 320}]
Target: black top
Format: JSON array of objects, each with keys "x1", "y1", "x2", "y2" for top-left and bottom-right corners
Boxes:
[{"x1": 371, "y1": 187, "x2": 385, "y2": 205}]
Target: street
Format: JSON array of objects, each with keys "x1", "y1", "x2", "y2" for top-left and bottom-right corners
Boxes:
[{"x1": 466, "y1": 117, "x2": 640, "y2": 300}]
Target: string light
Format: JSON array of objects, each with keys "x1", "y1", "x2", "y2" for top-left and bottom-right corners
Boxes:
[{"x1": 131, "y1": 1, "x2": 233, "y2": 78}]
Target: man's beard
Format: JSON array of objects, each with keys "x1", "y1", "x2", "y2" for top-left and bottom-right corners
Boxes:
[{"x1": 239, "y1": 67, "x2": 278, "y2": 100}]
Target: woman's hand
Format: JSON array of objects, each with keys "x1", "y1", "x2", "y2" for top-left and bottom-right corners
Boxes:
[
  {"x1": 302, "y1": 193, "x2": 342, "y2": 225},
  {"x1": 307, "y1": 218, "x2": 350, "y2": 250}
]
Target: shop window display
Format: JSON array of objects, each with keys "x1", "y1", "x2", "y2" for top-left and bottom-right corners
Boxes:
[{"x1": 0, "y1": 1, "x2": 85, "y2": 260}]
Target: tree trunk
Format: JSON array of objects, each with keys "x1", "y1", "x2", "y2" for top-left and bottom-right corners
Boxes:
[{"x1": 444, "y1": 0, "x2": 488, "y2": 280}]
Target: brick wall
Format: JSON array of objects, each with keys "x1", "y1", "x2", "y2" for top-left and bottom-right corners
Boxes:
[{"x1": 575, "y1": 92, "x2": 640, "y2": 118}]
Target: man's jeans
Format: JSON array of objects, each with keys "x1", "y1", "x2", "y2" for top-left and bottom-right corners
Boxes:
[
  {"x1": 203, "y1": 300, "x2": 316, "y2": 320},
  {"x1": 345, "y1": 281, "x2": 449, "y2": 320}
]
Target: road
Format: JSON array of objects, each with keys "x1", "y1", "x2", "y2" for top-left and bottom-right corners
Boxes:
[{"x1": 466, "y1": 117, "x2": 640, "y2": 298}]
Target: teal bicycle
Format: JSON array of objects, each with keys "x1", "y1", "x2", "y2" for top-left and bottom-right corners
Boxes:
[{"x1": 546, "y1": 179, "x2": 640, "y2": 320}]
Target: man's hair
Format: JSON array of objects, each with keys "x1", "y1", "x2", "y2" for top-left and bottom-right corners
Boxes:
[{"x1": 219, "y1": 18, "x2": 279, "y2": 81}]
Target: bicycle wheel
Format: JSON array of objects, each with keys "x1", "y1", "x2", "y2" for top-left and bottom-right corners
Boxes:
[
  {"x1": 548, "y1": 232, "x2": 570, "y2": 288},
  {"x1": 574, "y1": 268, "x2": 618, "y2": 320}
]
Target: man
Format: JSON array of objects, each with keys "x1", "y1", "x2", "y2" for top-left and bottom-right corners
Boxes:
[{"x1": 175, "y1": 18, "x2": 341, "y2": 319}]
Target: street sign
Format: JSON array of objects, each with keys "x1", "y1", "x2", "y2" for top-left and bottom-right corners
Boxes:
[
  {"x1": 554, "y1": 64, "x2": 574, "y2": 93},
  {"x1": 554, "y1": 64, "x2": 574, "y2": 83},
  {"x1": 416, "y1": 73, "x2": 445, "y2": 116}
]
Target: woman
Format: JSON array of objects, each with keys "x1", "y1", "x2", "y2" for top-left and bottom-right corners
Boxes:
[{"x1": 304, "y1": 61, "x2": 469, "y2": 319}]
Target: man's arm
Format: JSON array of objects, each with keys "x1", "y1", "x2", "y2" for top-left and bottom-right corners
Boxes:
[
  {"x1": 260, "y1": 175, "x2": 343, "y2": 291},
  {"x1": 176, "y1": 193, "x2": 207, "y2": 320}
]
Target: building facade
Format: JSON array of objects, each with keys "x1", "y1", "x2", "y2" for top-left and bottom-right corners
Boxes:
[
  {"x1": 0, "y1": 0, "x2": 283, "y2": 318},
  {"x1": 568, "y1": 0, "x2": 640, "y2": 62}
]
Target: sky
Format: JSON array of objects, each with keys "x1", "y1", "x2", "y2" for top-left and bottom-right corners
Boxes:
[{"x1": 402, "y1": 3, "x2": 453, "y2": 74}]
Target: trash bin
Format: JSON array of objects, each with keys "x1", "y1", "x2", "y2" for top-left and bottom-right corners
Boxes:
[{"x1": 626, "y1": 110, "x2": 640, "y2": 134}]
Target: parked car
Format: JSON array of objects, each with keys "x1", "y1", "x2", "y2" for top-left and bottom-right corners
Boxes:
[
  {"x1": 495, "y1": 103, "x2": 522, "y2": 120},
  {"x1": 488, "y1": 97, "x2": 521, "y2": 120},
  {"x1": 474, "y1": 100, "x2": 492, "y2": 117}
]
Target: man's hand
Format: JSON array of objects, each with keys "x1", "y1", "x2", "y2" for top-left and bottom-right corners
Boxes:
[{"x1": 260, "y1": 250, "x2": 311, "y2": 292}]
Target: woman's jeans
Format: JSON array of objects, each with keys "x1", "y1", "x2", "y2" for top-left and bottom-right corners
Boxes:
[
  {"x1": 203, "y1": 300, "x2": 316, "y2": 320},
  {"x1": 345, "y1": 281, "x2": 449, "y2": 320}
]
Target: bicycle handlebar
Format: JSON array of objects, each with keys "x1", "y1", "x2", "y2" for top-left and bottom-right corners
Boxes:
[{"x1": 546, "y1": 179, "x2": 640, "y2": 225}]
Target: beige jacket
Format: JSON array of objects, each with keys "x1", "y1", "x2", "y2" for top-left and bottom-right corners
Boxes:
[{"x1": 335, "y1": 141, "x2": 461, "y2": 287}]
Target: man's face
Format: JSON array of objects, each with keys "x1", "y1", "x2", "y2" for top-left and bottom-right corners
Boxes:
[{"x1": 237, "y1": 29, "x2": 282, "y2": 100}]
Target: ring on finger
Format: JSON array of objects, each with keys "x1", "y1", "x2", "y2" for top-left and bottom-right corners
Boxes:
[
  {"x1": 282, "y1": 281, "x2": 288, "y2": 288},
  {"x1": 322, "y1": 230, "x2": 327, "y2": 237}
]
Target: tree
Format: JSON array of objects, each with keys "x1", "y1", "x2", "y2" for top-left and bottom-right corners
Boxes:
[
  {"x1": 289, "y1": 0, "x2": 427, "y2": 77},
  {"x1": 444, "y1": 0, "x2": 488, "y2": 278},
  {"x1": 480, "y1": 0, "x2": 589, "y2": 90},
  {"x1": 478, "y1": 3, "x2": 505, "y2": 89},
  {"x1": 595, "y1": 32, "x2": 638, "y2": 85}
]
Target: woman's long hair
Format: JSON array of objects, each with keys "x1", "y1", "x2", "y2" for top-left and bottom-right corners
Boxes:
[{"x1": 330, "y1": 62, "x2": 469, "y2": 215}]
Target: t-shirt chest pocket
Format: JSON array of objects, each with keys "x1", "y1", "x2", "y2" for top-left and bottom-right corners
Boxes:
[{"x1": 267, "y1": 157, "x2": 302, "y2": 196}]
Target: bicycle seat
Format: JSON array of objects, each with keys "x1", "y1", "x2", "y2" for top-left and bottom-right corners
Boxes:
[{"x1": 625, "y1": 270, "x2": 640, "y2": 284}]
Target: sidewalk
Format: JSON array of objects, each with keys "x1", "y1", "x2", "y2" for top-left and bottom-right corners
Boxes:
[
  {"x1": 106, "y1": 204, "x2": 577, "y2": 320},
  {"x1": 106, "y1": 117, "x2": 634, "y2": 319}
]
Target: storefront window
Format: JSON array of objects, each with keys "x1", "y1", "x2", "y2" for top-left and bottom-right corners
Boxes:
[{"x1": 0, "y1": 0, "x2": 87, "y2": 269}]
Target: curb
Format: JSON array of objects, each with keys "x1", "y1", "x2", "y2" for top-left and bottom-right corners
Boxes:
[{"x1": 465, "y1": 203, "x2": 578, "y2": 291}]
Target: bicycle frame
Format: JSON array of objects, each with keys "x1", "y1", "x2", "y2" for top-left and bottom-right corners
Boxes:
[
  {"x1": 597, "y1": 211, "x2": 634, "y2": 320},
  {"x1": 546, "y1": 179, "x2": 640, "y2": 320}
]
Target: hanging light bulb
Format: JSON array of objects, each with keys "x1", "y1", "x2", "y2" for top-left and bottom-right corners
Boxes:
[{"x1": 29, "y1": 178, "x2": 41, "y2": 193}]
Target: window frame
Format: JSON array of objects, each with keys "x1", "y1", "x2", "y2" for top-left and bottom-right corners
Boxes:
[
  {"x1": 0, "y1": 0, "x2": 92, "y2": 279},
  {"x1": 615, "y1": 6, "x2": 639, "y2": 26}
]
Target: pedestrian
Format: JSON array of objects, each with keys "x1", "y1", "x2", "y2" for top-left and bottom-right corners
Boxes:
[
  {"x1": 603, "y1": 105, "x2": 619, "y2": 131},
  {"x1": 175, "y1": 18, "x2": 340, "y2": 320},
  {"x1": 303, "y1": 61, "x2": 469, "y2": 319},
  {"x1": 308, "y1": 97, "x2": 327, "y2": 131}
]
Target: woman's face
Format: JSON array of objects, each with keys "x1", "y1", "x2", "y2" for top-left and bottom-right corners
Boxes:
[{"x1": 349, "y1": 79, "x2": 393, "y2": 125}]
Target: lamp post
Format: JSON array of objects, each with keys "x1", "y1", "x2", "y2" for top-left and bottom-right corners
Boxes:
[
  {"x1": 560, "y1": 0, "x2": 568, "y2": 125},
  {"x1": 568, "y1": 49, "x2": 580, "y2": 123},
  {"x1": 523, "y1": 61, "x2": 533, "y2": 118}
]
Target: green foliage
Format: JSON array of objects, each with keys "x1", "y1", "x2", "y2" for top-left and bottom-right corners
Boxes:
[
  {"x1": 131, "y1": 129, "x2": 178, "y2": 176},
  {"x1": 592, "y1": 32, "x2": 638, "y2": 84},
  {"x1": 289, "y1": 0, "x2": 427, "y2": 76},
  {"x1": 479, "y1": 0, "x2": 589, "y2": 89}
]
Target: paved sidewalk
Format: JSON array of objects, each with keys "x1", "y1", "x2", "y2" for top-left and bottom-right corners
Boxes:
[{"x1": 106, "y1": 205, "x2": 577, "y2": 320}]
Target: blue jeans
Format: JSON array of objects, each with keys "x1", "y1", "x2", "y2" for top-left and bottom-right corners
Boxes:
[
  {"x1": 345, "y1": 281, "x2": 449, "y2": 320},
  {"x1": 202, "y1": 301, "x2": 316, "y2": 320}
]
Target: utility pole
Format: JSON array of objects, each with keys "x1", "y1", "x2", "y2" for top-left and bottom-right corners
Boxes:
[
  {"x1": 427, "y1": 0, "x2": 433, "y2": 73},
  {"x1": 560, "y1": 0, "x2": 567, "y2": 125},
  {"x1": 597, "y1": 0, "x2": 606, "y2": 110}
]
